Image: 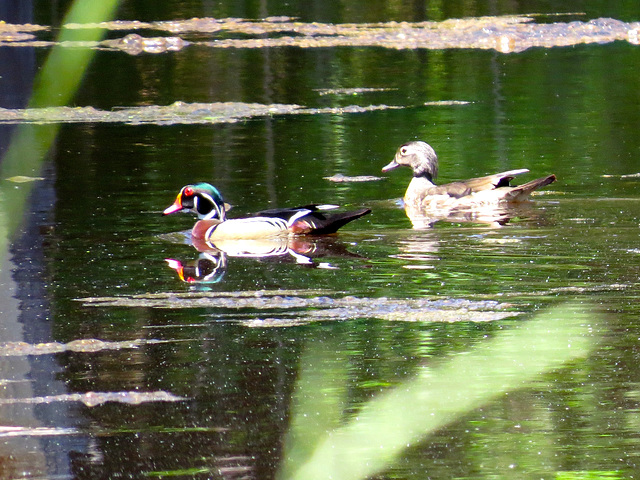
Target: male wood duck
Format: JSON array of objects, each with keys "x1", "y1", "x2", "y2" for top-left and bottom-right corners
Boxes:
[
  {"x1": 382, "y1": 141, "x2": 556, "y2": 214},
  {"x1": 166, "y1": 236, "x2": 365, "y2": 286},
  {"x1": 166, "y1": 253, "x2": 227, "y2": 284},
  {"x1": 163, "y1": 183, "x2": 371, "y2": 241}
]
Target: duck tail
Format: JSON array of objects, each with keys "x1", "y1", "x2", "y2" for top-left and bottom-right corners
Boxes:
[
  {"x1": 507, "y1": 174, "x2": 557, "y2": 201},
  {"x1": 290, "y1": 208, "x2": 371, "y2": 235}
]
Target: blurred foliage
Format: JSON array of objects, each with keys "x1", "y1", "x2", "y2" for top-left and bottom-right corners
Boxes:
[
  {"x1": 279, "y1": 303, "x2": 597, "y2": 480},
  {"x1": 0, "y1": 0, "x2": 120, "y2": 257}
]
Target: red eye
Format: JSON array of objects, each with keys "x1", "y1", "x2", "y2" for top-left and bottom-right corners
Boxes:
[{"x1": 183, "y1": 187, "x2": 194, "y2": 197}]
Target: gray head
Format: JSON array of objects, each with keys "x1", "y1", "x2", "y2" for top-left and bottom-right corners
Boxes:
[{"x1": 382, "y1": 141, "x2": 439, "y2": 180}]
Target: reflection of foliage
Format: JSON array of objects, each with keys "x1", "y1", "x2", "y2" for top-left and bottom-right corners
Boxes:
[{"x1": 279, "y1": 303, "x2": 597, "y2": 480}]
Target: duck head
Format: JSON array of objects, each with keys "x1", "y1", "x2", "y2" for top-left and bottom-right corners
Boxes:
[
  {"x1": 165, "y1": 253, "x2": 227, "y2": 285},
  {"x1": 382, "y1": 141, "x2": 439, "y2": 181},
  {"x1": 163, "y1": 183, "x2": 227, "y2": 220}
]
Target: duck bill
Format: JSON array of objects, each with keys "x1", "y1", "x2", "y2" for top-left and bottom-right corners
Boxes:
[
  {"x1": 163, "y1": 195, "x2": 184, "y2": 215},
  {"x1": 382, "y1": 159, "x2": 399, "y2": 172},
  {"x1": 165, "y1": 258, "x2": 186, "y2": 281}
]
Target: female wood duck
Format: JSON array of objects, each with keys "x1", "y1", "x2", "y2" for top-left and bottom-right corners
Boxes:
[
  {"x1": 163, "y1": 183, "x2": 371, "y2": 241},
  {"x1": 382, "y1": 141, "x2": 556, "y2": 214}
]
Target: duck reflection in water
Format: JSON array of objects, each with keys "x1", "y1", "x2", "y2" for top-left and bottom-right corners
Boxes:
[
  {"x1": 166, "y1": 235, "x2": 366, "y2": 285},
  {"x1": 166, "y1": 253, "x2": 227, "y2": 285},
  {"x1": 383, "y1": 141, "x2": 556, "y2": 228}
]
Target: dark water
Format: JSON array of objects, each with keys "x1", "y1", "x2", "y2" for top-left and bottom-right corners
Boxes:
[{"x1": 2, "y1": 1, "x2": 640, "y2": 479}]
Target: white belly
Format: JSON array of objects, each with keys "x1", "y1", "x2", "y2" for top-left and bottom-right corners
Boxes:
[
  {"x1": 208, "y1": 217, "x2": 289, "y2": 240},
  {"x1": 209, "y1": 237, "x2": 291, "y2": 257}
]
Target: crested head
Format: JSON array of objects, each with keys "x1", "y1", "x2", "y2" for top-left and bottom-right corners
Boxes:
[
  {"x1": 163, "y1": 182, "x2": 226, "y2": 220},
  {"x1": 382, "y1": 141, "x2": 439, "y2": 180}
]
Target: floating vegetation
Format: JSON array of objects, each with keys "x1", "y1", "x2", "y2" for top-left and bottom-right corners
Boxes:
[
  {"x1": 203, "y1": 17, "x2": 640, "y2": 53},
  {"x1": 0, "y1": 20, "x2": 48, "y2": 43},
  {"x1": 2, "y1": 15, "x2": 639, "y2": 54},
  {"x1": 0, "y1": 391, "x2": 184, "y2": 407},
  {"x1": 315, "y1": 87, "x2": 398, "y2": 96},
  {"x1": 509, "y1": 283, "x2": 631, "y2": 297},
  {"x1": 423, "y1": 100, "x2": 471, "y2": 106},
  {"x1": 0, "y1": 338, "x2": 164, "y2": 357},
  {"x1": 5, "y1": 175, "x2": 45, "y2": 183},
  {"x1": 77, "y1": 290, "x2": 520, "y2": 325},
  {"x1": 102, "y1": 33, "x2": 189, "y2": 54},
  {"x1": 467, "y1": 283, "x2": 631, "y2": 302},
  {"x1": 0, "y1": 426, "x2": 80, "y2": 438},
  {"x1": 324, "y1": 174, "x2": 384, "y2": 183},
  {"x1": 0, "y1": 101, "x2": 404, "y2": 125},
  {"x1": 602, "y1": 173, "x2": 640, "y2": 178}
]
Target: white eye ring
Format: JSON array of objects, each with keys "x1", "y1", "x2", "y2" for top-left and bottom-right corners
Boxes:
[{"x1": 400, "y1": 147, "x2": 408, "y2": 155}]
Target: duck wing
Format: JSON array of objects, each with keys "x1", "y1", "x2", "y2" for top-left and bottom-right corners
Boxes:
[
  {"x1": 461, "y1": 169, "x2": 530, "y2": 192},
  {"x1": 503, "y1": 174, "x2": 557, "y2": 202},
  {"x1": 424, "y1": 169, "x2": 531, "y2": 199},
  {"x1": 290, "y1": 208, "x2": 372, "y2": 235},
  {"x1": 425, "y1": 182, "x2": 472, "y2": 199},
  {"x1": 252, "y1": 204, "x2": 339, "y2": 221}
]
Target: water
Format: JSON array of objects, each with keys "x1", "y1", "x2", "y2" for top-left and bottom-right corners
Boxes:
[{"x1": 2, "y1": 2, "x2": 640, "y2": 479}]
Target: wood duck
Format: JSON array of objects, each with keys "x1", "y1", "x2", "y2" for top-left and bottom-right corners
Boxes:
[
  {"x1": 166, "y1": 236, "x2": 365, "y2": 285},
  {"x1": 163, "y1": 183, "x2": 371, "y2": 241},
  {"x1": 166, "y1": 253, "x2": 227, "y2": 284},
  {"x1": 382, "y1": 141, "x2": 556, "y2": 214}
]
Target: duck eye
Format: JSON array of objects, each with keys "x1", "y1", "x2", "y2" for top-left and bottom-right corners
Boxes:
[
  {"x1": 400, "y1": 147, "x2": 408, "y2": 156},
  {"x1": 183, "y1": 187, "x2": 194, "y2": 197}
]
